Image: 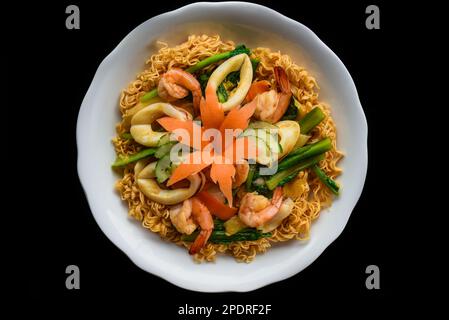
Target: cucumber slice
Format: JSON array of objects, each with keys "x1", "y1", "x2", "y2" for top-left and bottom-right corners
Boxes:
[
  {"x1": 242, "y1": 128, "x2": 282, "y2": 154},
  {"x1": 155, "y1": 154, "x2": 172, "y2": 183},
  {"x1": 154, "y1": 141, "x2": 176, "y2": 159},
  {"x1": 248, "y1": 121, "x2": 278, "y2": 130},
  {"x1": 244, "y1": 135, "x2": 273, "y2": 166},
  {"x1": 259, "y1": 130, "x2": 282, "y2": 154},
  {"x1": 157, "y1": 133, "x2": 172, "y2": 147}
]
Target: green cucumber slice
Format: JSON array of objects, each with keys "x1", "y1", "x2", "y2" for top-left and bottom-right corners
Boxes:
[
  {"x1": 155, "y1": 154, "x2": 172, "y2": 183},
  {"x1": 154, "y1": 141, "x2": 176, "y2": 159},
  {"x1": 242, "y1": 128, "x2": 282, "y2": 154},
  {"x1": 157, "y1": 133, "x2": 173, "y2": 147},
  {"x1": 244, "y1": 135, "x2": 273, "y2": 166}
]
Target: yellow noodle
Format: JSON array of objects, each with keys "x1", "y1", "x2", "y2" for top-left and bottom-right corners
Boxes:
[{"x1": 114, "y1": 35, "x2": 343, "y2": 262}]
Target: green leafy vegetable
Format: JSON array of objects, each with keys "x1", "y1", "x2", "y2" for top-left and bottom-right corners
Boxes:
[
  {"x1": 213, "y1": 218, "x2": 226, "y2": 231},
  {"x1": 250, "y1": 58, "x2": 260, "y2": 75},
  {"x1": 217, "y1": 83, "x2": 228, "y2": 103},
  {"x1": 198, "y1": 73, "x2": 210, "y2": 95},
  {"x1": 281, "y1": 97, "x2": 299, "y2": 120}
]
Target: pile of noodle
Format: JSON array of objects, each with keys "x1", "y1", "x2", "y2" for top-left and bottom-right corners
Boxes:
[{"x1": 114, "y1": 35, "x2": 343, "y2": 263}]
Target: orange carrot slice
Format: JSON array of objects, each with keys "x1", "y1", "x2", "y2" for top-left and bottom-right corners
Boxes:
[
  {"x1": 219, "y1": 100, "x2": 256, "y2": 134},
  {"x1": 157, "y1": 117, "x2": 204, "y2": 148},
  {"x1": 209, "y1": 161, "x2": 236, "y2": 208},
  {"x1": 166, "y1": 150, "x2": 213, "y2": 186},
  {"x1": 196, "y1": 191, "x2": 237, "y2": 220},
  {"x1": 202, "y1": 87, "x2": 225, "y2": 129}
]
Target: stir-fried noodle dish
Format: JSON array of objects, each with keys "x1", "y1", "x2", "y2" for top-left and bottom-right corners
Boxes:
[{"x1": 112, "y1": 35, "x2": 343, "y2": 262}]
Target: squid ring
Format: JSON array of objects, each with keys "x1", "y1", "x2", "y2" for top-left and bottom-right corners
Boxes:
[
  {"x1": 207, "y1": 53, "x2": 253, "y2": 112},
  {"x1": 135, "y1": 160, "x2": 202, "y2": 205},
  {"x1": 130, "y1": 102, "x2": 191, "y2": 147}
]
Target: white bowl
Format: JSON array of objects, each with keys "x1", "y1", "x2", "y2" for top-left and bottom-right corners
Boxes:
[{"x1": 77, "y1": 1, "x2": 367, "y2": 292}]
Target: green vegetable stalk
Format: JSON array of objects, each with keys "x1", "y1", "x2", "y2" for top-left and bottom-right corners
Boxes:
[
  {"x1": 312, "y1": 165, "x2": 340, "y2": 195},
  {"x1": 278, "y1": 138, "x2": 331, "y2": 172},
  {"x1": 182, "y1": 228, "x2": 271, "y2": 244},
  {"x1": 246, "y1": 164, "x2": 257, "y2": 191},
  {"x1": 265, "y1": 154, "x2": 324, "y2": 190},
  {"x1": 185, "y1": 44, "x2": 250, "y2": 73},
  {"x1": 120, "y1": 132, "x2": 133, "y2": 140},
  {"x1": 111, "y1": 148, "x2": 156, "y2": 168},
  {"x1": 298, "y1": 107, "x2": 325, "y2": 134}
]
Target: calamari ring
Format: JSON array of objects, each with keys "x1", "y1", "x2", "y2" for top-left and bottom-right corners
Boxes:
[
  {"x1": 207, "y1": 53, "x2": 253, "y2": 112},
  {"x1": 130, "y1": 102, "x2": 191, "y2": 147},
  {"x1": 135, "y1": 160, "x2": 202, "y2": 205}
]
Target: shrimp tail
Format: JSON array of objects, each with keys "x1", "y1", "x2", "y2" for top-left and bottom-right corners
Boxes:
[
  {"x1": 270, "y1": 67, "x2": 292, "y2": 123},
  {"x1": 274, "y1": 66, "x2": 291, "y2": 93},
  {"x1": 189, "y1": 229, "x2": 212, "y2": 255},
  {"x1": 272, "y1": 187, "x2": 283, "y2": 205},
  {"x1": 189, "y1": 197, "x2": 214, "y2": 254}
]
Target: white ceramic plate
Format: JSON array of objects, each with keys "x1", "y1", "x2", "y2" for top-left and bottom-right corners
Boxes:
[{"x1": 77, "y1": 2, "x2": 367, "y2": 292}]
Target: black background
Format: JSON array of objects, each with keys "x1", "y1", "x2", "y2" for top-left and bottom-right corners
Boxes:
[{"x1": 9, "y1": 0, "x2": 425, "y2": 316}]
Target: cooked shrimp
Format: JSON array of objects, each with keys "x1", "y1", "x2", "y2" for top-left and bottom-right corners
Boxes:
[
  {"x1": 245, "y1": 80, "x2": 271, "y2": 103},
  {"x1": 238, "y1": 187, "x2": 283, "y2": 227},
  {"x1": 248, "y1": 66, "x2": 292, "y2": 124},
  {"x1": 233, "y1": 160, "x2": 249, "y2": 188},
  {"x1": 189, "y1": 197, "x2": 214, "y2": 255},
  {"x1": 169, "y1": 199, "x2": 197, "y2": 235},
  {"x1": 157, "y1": 68, "x2": 202, "y2": 111}
]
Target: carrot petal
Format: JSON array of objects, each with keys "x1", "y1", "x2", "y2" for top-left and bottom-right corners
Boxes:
[
  {"x1": 157, "y1": 117, "x2": 203, "y2": 148},
  {"x1": 209, "y1": 161, "x2": 236, "y2": 208},
  {"x1": 166, "y1": 150, "x2": 213, "y2": 186},
  {"x1": 202, "y1": 87, "x2": 225, "y2": 129},
  {"x1": 219, "y1": 101, "x2": 256, "y2": 134}
]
